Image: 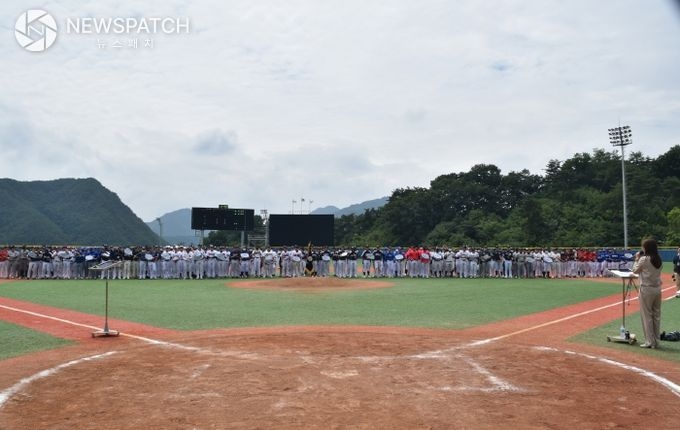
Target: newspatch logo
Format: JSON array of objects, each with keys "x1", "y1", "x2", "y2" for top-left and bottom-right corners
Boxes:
[{"x1": 15, "y1": 9, "x2": 58, "y2": 52}]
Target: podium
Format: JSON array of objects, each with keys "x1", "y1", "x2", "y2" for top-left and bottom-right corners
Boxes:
[
  {"x1": 88, "y1": 261, "x2": 122, "y2": 337},
  {"x1": 606, "y1": 269, "x2": 638, "y2": 345}
]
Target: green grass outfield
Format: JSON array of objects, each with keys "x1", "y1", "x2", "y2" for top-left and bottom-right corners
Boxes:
[
  {"x1": 0, "y1": 320, "x2": 73, "y2": 361},
  {"x1": 1, "y1": 277, "x2": 620, "y2": 330},
  {"x1": 1, "y1": 272, "x2": 679, "y2": 363}
]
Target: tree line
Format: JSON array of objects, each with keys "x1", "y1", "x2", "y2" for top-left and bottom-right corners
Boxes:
[{"x1": 334, "y1": 145, "x2": 680, "y2": 248}]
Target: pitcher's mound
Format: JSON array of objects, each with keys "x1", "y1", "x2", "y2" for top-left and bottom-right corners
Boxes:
[{"x1": 229, "y1": 277, "x2": 394, "y2": 291}]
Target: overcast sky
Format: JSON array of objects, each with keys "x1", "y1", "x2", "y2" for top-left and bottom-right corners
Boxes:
[{"x1": 2, "y1": 0, "x2": 679, "y2": 221}]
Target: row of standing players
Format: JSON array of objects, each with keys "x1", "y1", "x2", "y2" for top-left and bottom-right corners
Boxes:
[{"x1": 0, "y1": 245, "x2": 634, "y2": 280}]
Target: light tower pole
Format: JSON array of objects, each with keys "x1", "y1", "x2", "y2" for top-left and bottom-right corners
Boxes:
[
  {"x1": 155, "y1": 217, "x2": 163, "y2": 245},
  {"x1": 260, "y1": 209, "x2": 269, "y2": 247},
  {"x1": 608, "y1": 125, "x2": 632, "y2": 250}
]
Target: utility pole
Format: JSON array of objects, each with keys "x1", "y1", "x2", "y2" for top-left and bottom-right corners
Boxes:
[
  {"x1": 608, "y1": 125, "x2": 633, "y2": 250},
  {"x1": 155, "y1": 217, "x2": 163, "y2": 245}
]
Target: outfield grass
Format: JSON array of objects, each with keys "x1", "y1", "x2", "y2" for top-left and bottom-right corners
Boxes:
[
  {"x1": 0, "y1": 320, "x2": 73, "y2": 360},
  {"x1": 0, "y1": 277, "x2": 619, "y2": 330},
  {"x1": 3, "y1": 272, "x2": 678, "y2": 362},
  {"x1": 0, "y1": 265, "x2": 676, "y2": 364}
]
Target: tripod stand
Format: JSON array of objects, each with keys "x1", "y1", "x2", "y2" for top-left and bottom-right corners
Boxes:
[
  {"x1": 88, "y1": 260, "x2": 122, "y2": 338},
  {"x1": 606, "y1": 269, "x2": 638, "y2": 345}
]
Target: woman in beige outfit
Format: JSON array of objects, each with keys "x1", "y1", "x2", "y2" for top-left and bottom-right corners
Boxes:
[{"x1": 632, "y1": 238, "x2": 663, "y2": 348}]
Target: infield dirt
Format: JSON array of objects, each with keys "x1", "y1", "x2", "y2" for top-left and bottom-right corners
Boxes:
[{"x1": 0, "y1": 274, "x2": 678, "y2": 429}]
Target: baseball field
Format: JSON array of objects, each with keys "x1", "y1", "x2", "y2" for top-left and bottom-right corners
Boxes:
[{"x1": 1, "y1": 270, "x2": 679, "y2": 429}]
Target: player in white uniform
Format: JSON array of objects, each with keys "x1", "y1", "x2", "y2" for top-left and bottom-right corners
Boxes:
[
  {"x1": 0, "y1": 248, "x2": 8, "y2": 279},
  {"x1": 454, "y1": 249, "x2": 462, "y2": 278},
  {"x1": 193, "y1": 247, "x2": 205, "y2": 279},
  {"x1": 160, "y1": 248, "x2": 171, "y2": 279},
  {"x1": 318, "y1": 249, "x2": 331, "y2": 277},
  {"x1": 180, "y1": 248, "x2": 192, "y2": 279},
  {"x1": 262, "y1": 248, "x2": 276, "y2": 277},
  {"x1": 291, "y1": 248, "x2": 302, "y2": 277},
  {"x1": 249, "y1": 248, "x2": 261, "y2": 277},
  {"x1": 550, "y1": 250, "x2": 561, "y2": 279},
  {"x1": 278, "y1": 249, "x2": 289, "y2": 277},
  {"x1": 469, "y1": 249, "x2": 479, "y2": 278}
]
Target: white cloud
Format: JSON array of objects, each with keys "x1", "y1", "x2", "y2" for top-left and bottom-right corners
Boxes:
[
  {"x1": 1, "y1": 0, "x2": 679, "y2": 220},
  {"x1": 193, "y1": 129, "x2": 238, "y2": 155}
]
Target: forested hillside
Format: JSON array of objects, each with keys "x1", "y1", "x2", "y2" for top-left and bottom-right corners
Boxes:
[
  {"x1": 0, "y1": 178, "x2": 159, "y2": 245},
  {"x1": 335, "y1": 146, "x2": 680, "y2": 247},
  {"x1": 2, "y1": 146, "x2": 677, "y2": 248}
]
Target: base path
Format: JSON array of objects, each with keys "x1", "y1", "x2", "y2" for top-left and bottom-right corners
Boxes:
[{"x1": 0, "y1": 275, "x2": 678, "y2": 429}]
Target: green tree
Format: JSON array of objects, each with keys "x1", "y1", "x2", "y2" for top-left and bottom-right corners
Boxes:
[
  {"x1": 517, "y1": 198, "x2": 551, "y2": 246},
  {"x1": 204, "y1": 216, "x2": 264, "y2": 247},
  {"x1": 665, "y1": 207, "x2": 680, "y2": 246},
  {"x1": 347, "y1": 145, "x2": 677, "y2": 248},
  {"x1": 653, "y1": 145, "x2": 680, "y2": 180},
  {"x1": 376, "y1": 187, "x2": 436, "y2": 245}
]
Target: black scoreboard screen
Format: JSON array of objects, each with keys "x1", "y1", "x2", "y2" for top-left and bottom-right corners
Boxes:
[
  {"x1": 268, "y1": 214, "x2": 334, "y2": 246},
  {"x1": 191, "y1": 207, "x2": 254, "y2": 231}
]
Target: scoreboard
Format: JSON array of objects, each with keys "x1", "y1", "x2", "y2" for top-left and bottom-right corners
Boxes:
[
  {"x1": 191, "y1": 207, "x2": 254, "y2": 231},
  {"x1": 268, "y1": 214, "x2": 334, "y2": 246}
]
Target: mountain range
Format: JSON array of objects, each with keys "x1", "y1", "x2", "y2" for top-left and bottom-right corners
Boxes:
[
  {"x1": 310, "y1": 197, "x2": 388, "y2": 216},
  {"x1": 145, "y1": 208, "x2": 200, "y2": 245},
  {"x1": 0, "y1": 178, "x2": 159, "y2": 245},
  {"x1": 0, "y1": 176, "x2": 386, "y2": 245}
]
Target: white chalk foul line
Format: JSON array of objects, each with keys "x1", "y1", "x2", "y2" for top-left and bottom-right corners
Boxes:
[
  {"x1": 0, "y1": 303, "x2": 267, "y2": 411},
  {"x1": 0, "y1": 303, "x2": 205, "y2": 351},
  {"x1": 357, "y1": 348, "x2": 524, "y2": 392},
  {"x1": 0, "y1": 304, "x2": 102, "y2": 331},
  {"x1": 535, "y1": 346, "x2": 680, "y2": 398},
  {"x1": 470, "y1": 284, "x2": 678, "y2": 346},
  {"x1": 0, "y1": 304, "x2": 260, "y2": 356},
  {"x1": 0, "y1": 351, "x2": 118, "y2": 409},
  {"x1": 458, "y1": 354, "x2": 524, "y2": 392}
]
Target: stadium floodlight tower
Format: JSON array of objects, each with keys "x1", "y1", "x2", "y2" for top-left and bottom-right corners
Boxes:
[
  {"x1": 155, "y1": 217, "x2": 163, "y2": 245},
  {"x1": 260, "y1": 209, "x2": 269, "y2": 246},
  {"x1": 608, "y1": 125, "x2": 633, "y2": 250}
]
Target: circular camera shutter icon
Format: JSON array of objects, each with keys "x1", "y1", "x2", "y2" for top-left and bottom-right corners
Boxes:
[{"x1": 15, "y1": 10, "x2": 58, "y2": 52}]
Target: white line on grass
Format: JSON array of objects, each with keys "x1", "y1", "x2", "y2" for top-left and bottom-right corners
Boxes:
[
  {"x1": 0, "y1": 304, "x2": 102, "y2": 331},
  {"x1": 0, "y1": 304, "x2": 262, "y2": 411},
  {"x1": 469, "y1": 284, "x2": 678, "y2": 346},
  {"x1": 0, "y1": 303, "x2": 208, "y2": 351},
  {"x1": 0, "y1": 351, "x2": 118, "y2": 409},
  {"x1": 0, "y1": 304, "x2": 261, "y2": 358}
]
